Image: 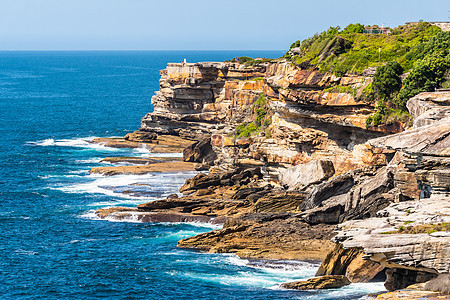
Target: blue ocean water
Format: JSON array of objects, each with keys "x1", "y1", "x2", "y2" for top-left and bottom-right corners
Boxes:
[{"x1": 0, "y1": 51, "x2": 385, "y2": 299}]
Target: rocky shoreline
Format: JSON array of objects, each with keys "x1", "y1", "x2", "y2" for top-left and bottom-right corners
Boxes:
[{"x1": 93, "y1": 58, "x2": 449, "y2": 297}]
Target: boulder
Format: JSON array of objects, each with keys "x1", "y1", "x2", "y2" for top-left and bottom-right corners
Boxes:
[
  {"x1": 316, "y1": 244, "x2": 360, "y2": 277},
  {"x1": 299, "y1": 173, "x2": 354, "y2": 210},
  {"x1": 279, "y1": 160, "x2": 335, "y2": 190},
  {"x1": 281, "y1": 275, "x2": 351, "y2": 290},
  {"x1": 179, "y1": 172, "x2": 221, "y2": 193},
  {"x1": 339, "y1": 167, "x2": 394, "y2": 222},
  {"x1": 345, "y1": 252, "x2": 385, "y2": 283},
  {"x1": 183, "y1": 137, "x2": 217, "y2": 165},
  {"x1": 333, "y1": 196, "x2": 450, "y2": 289},
  {"x1": 315, "y1": 243, "x2": 384, "y2": 283}
]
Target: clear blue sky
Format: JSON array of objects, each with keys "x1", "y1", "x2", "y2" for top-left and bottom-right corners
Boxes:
[{"x1": 0, "y1": 0, "x2": 448, "y2": 50}]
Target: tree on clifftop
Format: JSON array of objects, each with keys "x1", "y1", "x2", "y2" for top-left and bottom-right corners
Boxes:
[{"x1": 373, "y1": 61, "x2": 403, "y2": 100}]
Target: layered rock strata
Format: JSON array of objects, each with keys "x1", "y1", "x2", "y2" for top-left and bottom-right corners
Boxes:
[
  {"x1": 135, "y1": 60, "x2": 394, "y2": 177},
  {"x1": 332, "y1": 92, "x2": 450, "y2": 290},
  {"x1": 96, "y1": 57, "x2": 449, "y2": 295}
]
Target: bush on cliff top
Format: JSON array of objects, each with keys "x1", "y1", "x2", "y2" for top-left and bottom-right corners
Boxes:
[
  {"x1": 396, "y1": 31, "x2": 450, "y2": 109},
  {"x1": 373, "y1": 61, "x2": 403, "y2": 100},
  {"x1": 227, "y1": 56, "x2": 272, "y2": 66},
  {"x1": 286, "y1": 22, "x2": 442, "y2": 75}
]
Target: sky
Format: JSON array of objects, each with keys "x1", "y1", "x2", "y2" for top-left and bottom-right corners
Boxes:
[{"x1": 0, "y1": 0, "x2": 448, "y2": 50}]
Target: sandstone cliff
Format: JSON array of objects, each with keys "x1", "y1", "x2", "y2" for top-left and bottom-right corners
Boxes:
[{"x1": 97, "y1": 57, "x2": 449, "y2": 295}]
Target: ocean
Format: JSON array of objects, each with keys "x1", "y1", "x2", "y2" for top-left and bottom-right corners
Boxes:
[{"x1": 0, "y1": 51, "x2": 385, "y2": 299}]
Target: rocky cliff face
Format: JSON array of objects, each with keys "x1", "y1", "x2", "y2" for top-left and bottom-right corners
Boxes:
[
  {"x1": 333, "y1": 91, "x2": 450, "y2": 290},
  {"x1": 100, "y1": 58, "x2": 449, "y2": 294},
  {"x1": 139, "y1": 62, "x2": 265, "y2": 140},
  {"x1": 136, "y1": 60, "x2": 393, "y2": 176}
]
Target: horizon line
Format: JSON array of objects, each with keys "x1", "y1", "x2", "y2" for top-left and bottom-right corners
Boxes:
[{"x1": 0, "y1": 49, "x2": 286, "y2": 52}]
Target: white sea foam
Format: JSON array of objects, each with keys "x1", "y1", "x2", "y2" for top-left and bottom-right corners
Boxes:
[
  {"x1": 54, "y1": 171, "x2": 198, "y2": 202},
  {"x1": 67, "y1": 170, "x2": 90, "y2": 176},
  {"x1": 14, "y1": 249, "x2": 39, "y2": 256},
  {"x1": 74, "y1": 158, "x2": 103, "y2": 164},
  {"x1": 54, "y1": 173, "x2": 154, "y2": 197},
  {"x1": 180, "y1": 271, "x2": 283, "y2": 288},
  {"x1": 39, "y1": 174, "x2": 84, "y2": 179},
  {"x1": 224, "y1": 255, "x2": 250, "y2": 267},
  {"x1": 27, "y1": 137, "x2": 123, "y2": 152},
  {"x1": 177, "y1": 254, "x2": 386, "y2": 296}
]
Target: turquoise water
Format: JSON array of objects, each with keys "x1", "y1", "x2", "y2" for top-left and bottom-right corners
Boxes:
[{"x1": 0, "y1": 51, "x2": 384, "y2": 299}]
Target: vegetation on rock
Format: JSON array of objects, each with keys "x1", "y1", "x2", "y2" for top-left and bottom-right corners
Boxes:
[
  {"x1": 285, "y1": 22, "x2": 442, "y2": 75},
  {"x1": 227, "y1": 56, "x2": 272, "y2": 66},
  {"x1": 235, "y1": 93, "x2": 272, "y2": 138},
  {"x1": 381, "y1": 222, "x2": 450, "y2": 234},
  {"x1": 286, "y1": 22, "x2": 450, "y2": 127}
]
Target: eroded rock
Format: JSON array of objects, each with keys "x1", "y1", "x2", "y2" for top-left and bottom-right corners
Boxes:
[
  {"x1": 281, "y1": 275, "x2": 351, "y2": 290},
  {"x1": 279, "y1": 160, "x2": 335, "y2": 190}
]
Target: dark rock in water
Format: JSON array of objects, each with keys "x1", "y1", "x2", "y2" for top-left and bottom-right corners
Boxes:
[
  {"x1": 183, "y1": 138, "x2": 217, "y2": 166},
  {"x1": 281, "y1": 275, "x2": 351, "y2": 290}
]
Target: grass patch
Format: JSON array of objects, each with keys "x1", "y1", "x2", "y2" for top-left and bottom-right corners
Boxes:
[
  {"x1": 234, "y1": 94, "x2": 272, "y2": 138},
  {"x1": 227, "y1": 56, "x2": 273, "y2": 66},
  {"x1": 381, "y1": 222, "x2": 450, "y2": 235}
]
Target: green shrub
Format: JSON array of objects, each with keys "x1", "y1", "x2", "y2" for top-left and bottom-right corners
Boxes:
[
  {"x1": 343, "y1": 23, "x2": 365, "y2": 33},
  {"x1": 290, "y1": 40, "x2": 301, "y2": 49},
  {"x1": 373, "y1": 61, "x2": 403, "y2": 99},
  {"x1": 366, "y1": 108, "x2": 412, "y2": 127},
  {"x1": 358, "y1": 82, "x2": 376, "y2": 103},
  {"x1": 235, "y1": 122, "x2": 257, "y2": 138},
  {"x1": 397, "y1": 46, "x2": 450, "y2": 109},
  {"x1": 235, "y1": 94, "x2": 272, "y2": 138},
  {"x1": 287, "y1": 22, "x2": 443, "y2": 75},
  {"x1": 238, "y1": 56, "x2": 254, "y2": 64},
  {"x1": 372, "y1": 112, "x2": 382, "y2": 126}
]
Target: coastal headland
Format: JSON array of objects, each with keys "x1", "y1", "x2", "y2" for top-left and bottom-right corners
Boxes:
[{"x1": 94, "y1": 22, "x2": 450, "y2": 297}]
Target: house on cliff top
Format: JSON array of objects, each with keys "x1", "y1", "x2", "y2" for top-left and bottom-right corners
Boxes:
[{"x1": 363, "y1": 25, "x2": 391, "y2": 35}]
